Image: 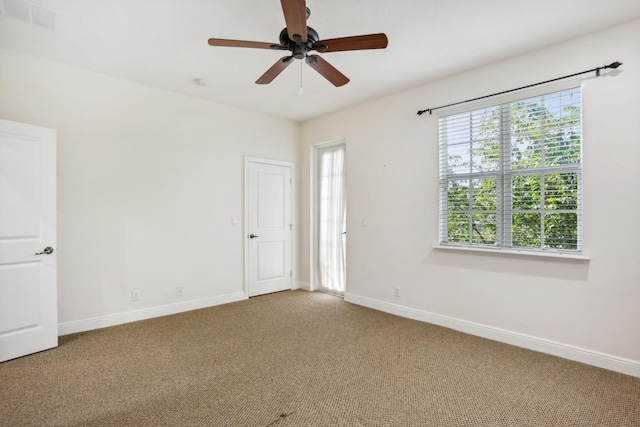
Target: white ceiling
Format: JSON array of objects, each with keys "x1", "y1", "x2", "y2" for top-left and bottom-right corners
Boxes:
[{"x1": 1, "y1": 0, "x2": 640, "y2": 122}]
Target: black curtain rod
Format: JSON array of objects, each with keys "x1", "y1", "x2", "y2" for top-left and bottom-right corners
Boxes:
[{"x1": 416, "y1": 61, "x2": 622, "y2": 116}]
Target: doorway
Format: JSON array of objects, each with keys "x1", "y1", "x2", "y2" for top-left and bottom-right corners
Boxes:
[
  {"x1": 244, "y1": 157, "x2": 294, "y2": 297},
  {"x1": 314, "y1": 142, "x2": 346, "y2": 296}
]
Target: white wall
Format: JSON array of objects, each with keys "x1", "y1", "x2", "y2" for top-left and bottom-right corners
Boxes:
[
  {"x1": 0, "y1": 48, "x2": 300, "y2": 328},
  {"x1": 300, "y1": 20, "x2": 640, "y2": 372}
]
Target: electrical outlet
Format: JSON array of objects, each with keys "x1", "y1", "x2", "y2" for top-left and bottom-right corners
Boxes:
[
  {"x1": 132, "y1": 290, "x2": 140, "y2": 301},
  {"x1": 394, "y1": 287, "x2": 400, "y2": 297},
  {"x1": 176, "y1": 287, "x2": 183, "y2": 297}
]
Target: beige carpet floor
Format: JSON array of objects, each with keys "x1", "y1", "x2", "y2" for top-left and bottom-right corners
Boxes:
[{"x1": 1, "y1": 290, "x2": 638, "y2": 426}]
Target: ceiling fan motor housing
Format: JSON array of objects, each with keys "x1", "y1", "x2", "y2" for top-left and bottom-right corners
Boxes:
[{"x1": 279, "y1": 26, "x2": 320, "y2": 59}]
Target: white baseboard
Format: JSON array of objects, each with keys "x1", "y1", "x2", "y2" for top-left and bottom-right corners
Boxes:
[
  {"x1": 345, "y1": 292, "x2": 640, "y2": 378},
  {"x1": 58, "y1": 292, "x2": 247, "y2": 336}
]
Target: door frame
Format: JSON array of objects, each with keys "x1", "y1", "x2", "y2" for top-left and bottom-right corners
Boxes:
[
  {"x1": 244, "y1": 157, "x2": 296, "y2": 298},
  {"x1": 310, "y1": 139, "x2": 346, "y2": 293}
]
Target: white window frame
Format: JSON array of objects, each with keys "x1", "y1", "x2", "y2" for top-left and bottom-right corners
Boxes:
[{"x1": 436, "y1": 80, "x2": 586, "y2": 259}]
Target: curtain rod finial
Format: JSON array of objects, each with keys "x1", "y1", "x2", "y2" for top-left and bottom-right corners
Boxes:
[{"x1": 606, "y1": 61, "x2": 622, "y2": 69}]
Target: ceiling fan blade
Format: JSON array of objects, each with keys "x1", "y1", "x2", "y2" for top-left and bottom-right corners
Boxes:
[
  {"x1": 305, "y1": 55, "x2": 349, "y2": 87},
  {"x1": 280, "y1": 0, "x2": 307, "y2": 42},
  {"x1": 313, "y1": 33, "x2": 388, "y2": 52},
  {"x1": 256, "y1": 57, "x2": 295, "y2": 84},
  {"x1": 208, "y1": 38, "x2": 284, "y2": 50}
]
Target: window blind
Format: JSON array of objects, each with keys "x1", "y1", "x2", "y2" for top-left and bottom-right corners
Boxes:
[{"x1": 438, "y1": 88, "x2": 582, "y2": 252}]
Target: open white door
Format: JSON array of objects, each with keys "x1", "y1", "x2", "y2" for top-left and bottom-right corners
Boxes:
[
  {"x1": 246, "y1": 158, "x2": 293, "y2": 297},
  {"x1": 0, "y1": 118, "x2": 57, "y2": 362}
]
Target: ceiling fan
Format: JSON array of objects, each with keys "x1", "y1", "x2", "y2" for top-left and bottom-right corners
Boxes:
[{"x1": 207, "y1": 0, "x2": 388, "y2": 87}]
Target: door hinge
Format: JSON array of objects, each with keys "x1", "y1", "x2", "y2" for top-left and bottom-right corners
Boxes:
[{"x1": 290, "y1": 270, "x2": 292, "y2": 277}]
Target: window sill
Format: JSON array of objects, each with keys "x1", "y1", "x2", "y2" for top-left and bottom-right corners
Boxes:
[{"x1": 433, "y1": 244, "x2": 590, "y2": 261}]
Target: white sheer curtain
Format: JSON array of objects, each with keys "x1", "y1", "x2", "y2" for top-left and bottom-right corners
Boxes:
[{"x1": 317, "y1": 144, "x2": 346, "y2": 294}]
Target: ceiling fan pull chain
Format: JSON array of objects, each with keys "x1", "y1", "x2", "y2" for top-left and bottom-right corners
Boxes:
[{"x1": 298, "y1": 60, "x2": 304, "y2": 96}]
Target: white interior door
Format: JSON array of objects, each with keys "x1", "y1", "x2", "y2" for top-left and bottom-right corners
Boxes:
[
  {"x1": 0, "y1": 118, "x2": 57, "y2": 362},
  {"x1": 246, "y1": 159, "x2": 292, "y2": 297}
]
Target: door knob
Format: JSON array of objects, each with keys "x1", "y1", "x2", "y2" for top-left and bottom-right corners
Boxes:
[
  {"x1": 249, "y1": 234, "x2": 260, "y2": 239},
  {"x1": 35, "y1": 247, "x2": 54, "y2": 255}
]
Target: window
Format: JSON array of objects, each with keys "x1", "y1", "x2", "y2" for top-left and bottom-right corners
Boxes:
[
  {"x1": 439, "y1": 88, "x2": 582, "y2": 253},
  {"x1": 316, "y1": 143, "x2": 347, "y2": 295}
]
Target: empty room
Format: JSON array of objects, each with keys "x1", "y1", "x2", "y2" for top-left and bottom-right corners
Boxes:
[{"x1": 1, "y1": 0, "x2": 639, "y2": 425}]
